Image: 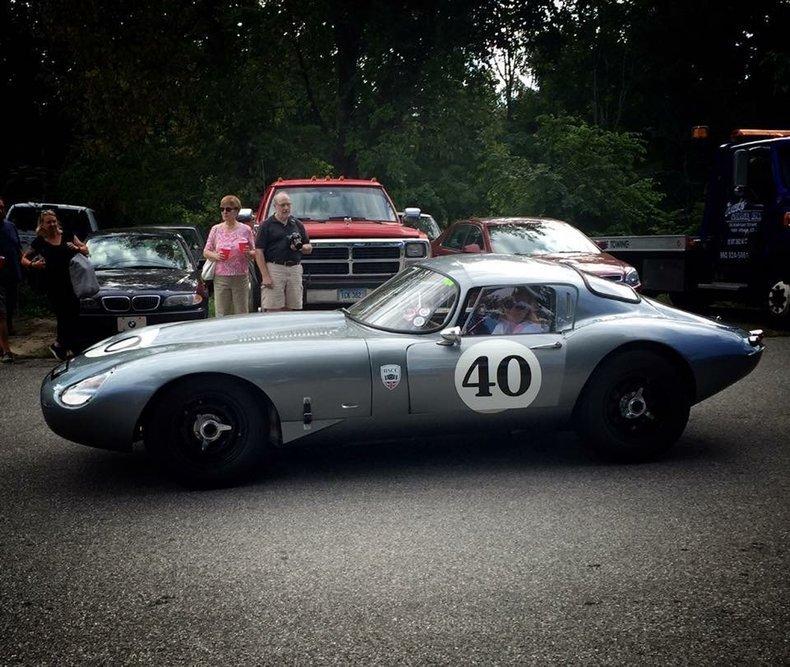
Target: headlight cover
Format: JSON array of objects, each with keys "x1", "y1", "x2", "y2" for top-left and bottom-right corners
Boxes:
[
  {"x1": 163, "y1": 293, "x2": 203, "y2": 307},
  {"x1": 60, "y1": 371, "x2": 112, "y2": 407},
  {"x1": 624, "y1": 268, "x2": 641, "y2": 286},
  {"x1": 405, "y1": 242, "x2": 428, "y2": 258}
]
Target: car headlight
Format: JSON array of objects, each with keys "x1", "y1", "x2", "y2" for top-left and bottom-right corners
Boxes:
[
  {"x1": 624, "y1": 268, "x2": 640, "y2": 286},
  {"x1": 405, "y1": 242, "x2": 428, "y2": 258},
  {"x1": 163, "y1": 293, "x2": 203, "y2": 307},
  {"x1": 60, "y1": 371, "x2": 112, "y2": 407}
]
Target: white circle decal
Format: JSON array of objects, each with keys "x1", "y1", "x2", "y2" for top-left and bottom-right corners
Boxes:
[{"x1": 454, "y1": 340, "x2": 542, "y2": 413}]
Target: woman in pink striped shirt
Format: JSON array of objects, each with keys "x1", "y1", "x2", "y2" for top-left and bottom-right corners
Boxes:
[{"x1": 203, "y1": 195, "x2": 256, "y2": 316}]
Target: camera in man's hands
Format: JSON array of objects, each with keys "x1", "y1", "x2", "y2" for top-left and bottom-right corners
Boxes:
[{"x1": 288, "y1": 231, "x2": 303, "y2": 250}]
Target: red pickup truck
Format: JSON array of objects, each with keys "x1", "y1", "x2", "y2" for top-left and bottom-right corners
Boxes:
[{"x1": 254, "y1": 178, "x2": 430, "y2": 306}]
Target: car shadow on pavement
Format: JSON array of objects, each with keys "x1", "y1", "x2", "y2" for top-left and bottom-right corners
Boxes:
[{"x1": 49, "y1": 425, "x2": 724, "y2": 495}]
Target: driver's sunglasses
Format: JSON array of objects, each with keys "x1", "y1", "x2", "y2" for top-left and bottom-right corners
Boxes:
[{"x1": 220, "y1": 207, "x2": 238, "y2": 213}]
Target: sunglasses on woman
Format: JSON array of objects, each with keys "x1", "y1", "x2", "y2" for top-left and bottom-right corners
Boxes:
[
  {"x1": 220, "y1": 207, "x2": 238, "y2": 213},
  {"x1": 503, "y1": 298, "x2": 529, "y2": 310}
]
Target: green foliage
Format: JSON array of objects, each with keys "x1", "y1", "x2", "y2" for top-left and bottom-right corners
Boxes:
[{"x1": 487, "y1": 115, "x2": 668, "y2": 234}]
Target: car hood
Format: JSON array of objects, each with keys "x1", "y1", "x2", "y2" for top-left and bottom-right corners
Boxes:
[
  {"x1": 304, "y1": 221, "x2": 424, "y2": 239},
  {"x1": 150, "y1": 310, "x2": 362, "y2": 347},
  {"x1": 95, "y1": 268, "x2": 197, "y2": 292},
  {"x1": 539, "y1": 251, "x2": 626, "y2": 277}
]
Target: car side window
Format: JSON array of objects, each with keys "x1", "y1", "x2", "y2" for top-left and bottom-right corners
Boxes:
[
  {"x1": 466, "y1": 226, "x2": 484, "y2": 248},
  {"x1": 461, "y1": 285, "x2": 557, "y2": 336},
  {"x1": 443, "y1": 224, "x2": 470, "y2": 250}
]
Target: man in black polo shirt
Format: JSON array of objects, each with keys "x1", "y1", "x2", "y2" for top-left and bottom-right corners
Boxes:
[{"x1": 254, "y1": 191, "x2": 312, "y2": 311}]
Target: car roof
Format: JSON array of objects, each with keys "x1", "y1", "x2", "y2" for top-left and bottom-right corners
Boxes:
[
  {"x1": 271, "y1": 178, "x2": 385, "y2": 188},
  {"x1": 89, "y1": 228, "x2": 187, "y2": 239},
  {"x1": 458, "y1": 216, "x2": 572, "y2": 228},
  {"x1": 8, "y1": 202, "x2": 93, "y2": 212},
  {"x1": 419, "y1": 254, "x2": 583, "y2": 288}
]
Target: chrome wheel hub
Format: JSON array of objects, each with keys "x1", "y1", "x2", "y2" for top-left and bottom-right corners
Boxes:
[
  {"x1": 620, "y1": 387, "x2": 647, "y2": 419},
  {"x1": 768, "y1": 280, "x2": 790, "y2": 316},
  {"x1": 192, "y1": 413, "x2": 233, "y2": 451}
]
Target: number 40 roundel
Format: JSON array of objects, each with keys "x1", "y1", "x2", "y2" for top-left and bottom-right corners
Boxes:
[{"x1": 453, "y1": 340, "x2": 543, "y2": 413}]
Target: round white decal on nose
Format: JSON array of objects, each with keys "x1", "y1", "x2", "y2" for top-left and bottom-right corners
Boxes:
[{"x1": 454, "y1": 340, "x2": 542, "y2": 413}]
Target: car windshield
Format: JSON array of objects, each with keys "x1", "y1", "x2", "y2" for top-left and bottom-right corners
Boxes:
[
  {"x1": 346, "y1": 266, "x2": 459, "y2": 333},
  {"x1": 87, "y1": 235, "x2": 191, "y2": 270},
  {"x1": 267, "y1": 186, "x2": 398, "y2": 222},
  {"x1": 488, "y1": 221, "x2": 600, "y2": 255},
  {"x1": 404, "y1": 215, "x2": 441, "y2": 240}
]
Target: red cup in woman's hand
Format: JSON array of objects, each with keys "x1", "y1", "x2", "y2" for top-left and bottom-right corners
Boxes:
[
  {"x1": 219, "y1": 247, "x2": 231, "y2": 260},
  {"x1": 238, "y1": 240, "x2": 250, "y2": 253}
]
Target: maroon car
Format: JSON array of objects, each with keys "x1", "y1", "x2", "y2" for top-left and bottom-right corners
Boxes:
[{"x1": 431, "y1": 217, "x2": 641, "y2": 289}]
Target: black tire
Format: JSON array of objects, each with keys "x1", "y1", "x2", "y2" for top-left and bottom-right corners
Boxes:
[
  {"x1": 576, "y1": 350, "x2": 690, "y2": 462},
  {"x1": 766, "y1": 277, "x2": 790, "y2": 325},
  {"x1": 145, "y1": 376, "x2": 272, "y2": 486}
]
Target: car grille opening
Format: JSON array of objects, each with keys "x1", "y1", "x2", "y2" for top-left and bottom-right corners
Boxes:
[
  {"x1": 102, "y1": 296, "x2": 131, "y2": 312},
  {"x1": 352, "y1": 247, "x2": 400, "y2": 259},
  {"x1": 352, "y1": 262, "x2": 400, "y2": 275},
  {"x1": 310, "y1": 247, "x2": 350, "y2": 260},
  {"x1": 132, "y1": 295, "x2": 161, "y2": 311},
  {"x1": 303, "y1": 262, "x2": 349, "y2": 275}
]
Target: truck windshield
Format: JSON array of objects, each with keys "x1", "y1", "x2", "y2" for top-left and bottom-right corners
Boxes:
[
  {"x1": 489, "y1": 221, "x2": 600, "y2": 255},
  {"x1": 267, "y1": 186, "x2": 398, "y2": 222},
  {"x1": 346, "y1": 266, "x2": 459, "y2": 333}
]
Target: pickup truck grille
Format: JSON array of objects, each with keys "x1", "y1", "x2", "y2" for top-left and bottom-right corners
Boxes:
[{"x1": 301, "y1": 239, "x2": 429, "y2": 281}]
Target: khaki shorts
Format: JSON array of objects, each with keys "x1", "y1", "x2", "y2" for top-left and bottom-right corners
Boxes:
[
  {"x1": 213, "y1": 274, "x2": 250, "y2": 317},
  {"x1": 262, "y1": 262, "x2": 303, "y2": 310}
]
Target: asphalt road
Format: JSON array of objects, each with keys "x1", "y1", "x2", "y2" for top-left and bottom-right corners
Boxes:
[{"x1": 0, "y1": 342, "x2": 788, "y2": 664}]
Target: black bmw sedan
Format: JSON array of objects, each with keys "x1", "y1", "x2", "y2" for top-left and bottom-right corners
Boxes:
[{"x1": 79, "y1": 230, "x2": 208, "y2": 346}]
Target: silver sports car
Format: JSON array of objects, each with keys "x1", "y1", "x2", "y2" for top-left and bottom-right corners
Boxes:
[{"x1": 41, "y1": 255, "x2": 764, "y2": 485}]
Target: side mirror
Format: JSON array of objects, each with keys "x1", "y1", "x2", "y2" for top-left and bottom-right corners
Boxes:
[
  {"x1": 462, "y1": 243, "x2": 482, "y2": 254},
  {"x1": 403, "y1": 206, "x2": 421, "y2": 223},
  {"x1": 733, "y1": 149, "x2": 748, "y2": 196},
  {"x1": 237, "y1": 208, "x2": 253, "y2": 223},
  {"x1": 437, "y1": 326, "x2": 462, "y2": 346}
]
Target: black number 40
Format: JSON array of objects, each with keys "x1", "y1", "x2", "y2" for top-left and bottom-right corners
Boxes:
[{"x1": 461, "y1": 355, "x2": 532, "y2": 397}]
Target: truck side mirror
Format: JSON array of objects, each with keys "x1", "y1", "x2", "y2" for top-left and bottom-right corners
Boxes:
[
  {"x1": 462, "y1": 243, "x2": 482, "y2": 254},
  {"x1": 237, "y1": 208, "x2": 253, "y2": 223},
  {"x1": 403, "y1": 207, "x2": 421, "y2": 222},
  {"x1": 733, "y1": 149, "x2": 748, "y2": 196}
]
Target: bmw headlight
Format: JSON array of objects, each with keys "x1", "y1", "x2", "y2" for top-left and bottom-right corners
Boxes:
[
  {"x1": 60, "y1": 371, "x2": 112, "y2": 407},
  {"x1": 163, "y1": 293, "x2": 203, "y2": 307},
  {"x1": 405, "y1": 242, "x2": 428, "y2": 258},
  {"x1": 624, "y1": 268, "x2": 641, "y2": 287}
]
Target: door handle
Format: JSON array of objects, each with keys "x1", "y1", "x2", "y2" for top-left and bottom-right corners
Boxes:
[{"x1": 529, "y1": 341, "x2": 563, "y2": 350}]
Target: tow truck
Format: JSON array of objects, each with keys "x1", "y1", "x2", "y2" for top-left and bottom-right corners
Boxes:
[{"x1": 595, "y1": 129, "x2": 790, "y2": 323}]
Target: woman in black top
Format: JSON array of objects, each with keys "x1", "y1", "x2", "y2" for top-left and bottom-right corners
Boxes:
[{"x1": 21, "y1": 209, "x2": 90, "y2": 360}]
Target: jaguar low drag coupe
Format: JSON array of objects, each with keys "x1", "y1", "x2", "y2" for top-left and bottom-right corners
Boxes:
[{"x1": 41, "y1": 255, "x2": 764, "y2": 485}]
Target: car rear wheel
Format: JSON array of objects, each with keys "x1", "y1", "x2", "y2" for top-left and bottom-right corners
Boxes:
[
  {"x1": 576, "y1": 350, "x2": 690, "y2": 461},
  {"x1": 145, "y1": 377, "x2": 271, "y2": 486}
]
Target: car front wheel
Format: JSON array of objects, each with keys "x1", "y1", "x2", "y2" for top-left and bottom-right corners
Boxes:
[
  {"x1": 767, "y1": 277, "x2": 790, "y2": 325},
  {"x1": 576, "y1": 350, "x2": 690, "y2": 461},
  {"x1": 145, "y1": 376, "x2": 272, "y2": 486}
]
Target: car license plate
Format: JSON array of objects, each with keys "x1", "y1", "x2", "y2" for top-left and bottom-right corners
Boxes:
[
  {"x1": 337, "y1": 288, "x2": 367, "y2": 302},
  {"x1": 117, "y1": 316, "x2": 147, "y2": 332}
]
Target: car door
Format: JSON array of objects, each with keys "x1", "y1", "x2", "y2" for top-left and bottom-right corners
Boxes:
[
  {"x1": 433, "y1": 223, "x2": 471, "y2": 256},
  {"x1": 406, "y1": 283, "x2": 575, "y2": 420}
]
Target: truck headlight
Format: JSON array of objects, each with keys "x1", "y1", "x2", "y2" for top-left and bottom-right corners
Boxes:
[
  {"x1": 405, "y1": 242, "x2": 427, "y2": 258},
  {"x1": 624, "y1": 268, "x2": 640, "y2": 286},
  {"x1": 60, "y1": 371, "x2": 112, "y2": 407},
  {"x1": 163, "y1": 293, "x2": 203, "y2": 307}
]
